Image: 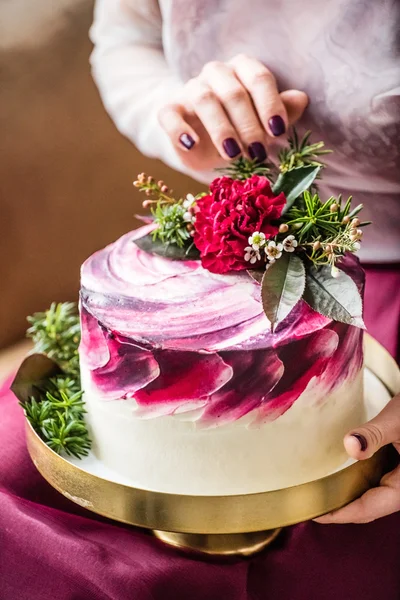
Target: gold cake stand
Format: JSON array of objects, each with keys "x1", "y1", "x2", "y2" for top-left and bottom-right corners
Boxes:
[{"x1": 17, "y1": 335, "x2": 400, "y2": 557}]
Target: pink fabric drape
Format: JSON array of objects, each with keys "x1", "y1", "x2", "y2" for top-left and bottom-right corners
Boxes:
[{"x1": 363, "y1": 264, "x2": 400, "y2": 361}]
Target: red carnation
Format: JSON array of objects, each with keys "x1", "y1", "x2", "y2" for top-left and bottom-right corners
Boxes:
[{"x1": 193, "y1": 175, "x2": 286, "y2": 274}]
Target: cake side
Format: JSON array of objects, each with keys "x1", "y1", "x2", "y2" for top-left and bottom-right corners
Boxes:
[{"x1": 81, "y1": 369, "x2": 365, "y2": 494}]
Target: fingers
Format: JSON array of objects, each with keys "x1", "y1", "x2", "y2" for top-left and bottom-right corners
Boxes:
[
  {"x1": 158, "y1": 55, "x2": 309, "y2": 169},
  {"x1": 314, "y1": 464, "x2": 400, "y2": 524},
  {"x1": 317, "y1": 394, "x2": 400, "y2": 526},
  {"x1": 199, "y1": 61, "x2": 267, "y2": 162},
  {"x1": 184, "y1": 76, "x2": 244, "y2": 160},
  {"x1": 158, "y1": 103, "x2": 199, "y2": 152},
  {"x1": 344, "y1": 393, "x2": 400, "y2": 460},
  {"x1": 280, "y1": 89, "x2": 309, "y2": 125},
  {"x1": 230, "y1": 54, "x2": 289, "y2": 139}
]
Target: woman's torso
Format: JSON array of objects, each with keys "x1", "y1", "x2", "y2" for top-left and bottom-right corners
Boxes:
[{"x1": 159, "y1": 0, "x2": 400, "y2": 262}]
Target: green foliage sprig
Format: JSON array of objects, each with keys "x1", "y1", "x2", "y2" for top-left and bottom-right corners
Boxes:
[
  {"x1": 133, "y1": 173, "x2": 197, "y2": 249},
  {"x1": 22, "y1": 383, "x2": 91, "y2": 458},
  {"x1": 22, "y1": 303, "x2": 90, "y2": 459},
  {"x1": 284, "y1": 191, "x2": 369, "y2": 267},
  {"x1": 245, "y1": 188, "x2": 368, "y2": 330},
  {"x1": 216, "y1": 156, "x2": 272, "y2": 180},
  {"x1": 27, "y1": 302, "x2": 80, "y2": 378},
  {"x1": 278, "y1": 129, "x2": 332, "y2": 173},
  {"x1": 151, "y1": 201, "x2": 192, "y2": 248}
]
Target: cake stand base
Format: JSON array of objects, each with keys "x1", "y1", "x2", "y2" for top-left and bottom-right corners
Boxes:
[{"x1": 153, "y1": 528, "x2": 282, "y2": 556}]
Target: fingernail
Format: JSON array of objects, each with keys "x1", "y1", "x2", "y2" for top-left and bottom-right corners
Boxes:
[
  {"x1": 248, "y1": 142, "x2": 267, "y2": 163},
  {"x1": 179, "y1": 133, "x2": 195, "y2": 150},
  {"x1": 351, "y1": 433, "x2": 368, "y2": 452},
  {"x1": 223, "y1": 138, "x2": 241, "y2": 158},
  {"x1": 268, "y1": 115, "x2": 286, "y2": 137}
]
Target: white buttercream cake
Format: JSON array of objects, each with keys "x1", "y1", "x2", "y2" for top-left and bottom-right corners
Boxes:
[{"x1": 78, "y1": 224, "x2": 365, "y2": 495}]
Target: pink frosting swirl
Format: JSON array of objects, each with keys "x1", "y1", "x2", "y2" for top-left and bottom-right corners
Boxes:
[{"x1": 79, "y1": 226, "x2": 364, "y2": 425}]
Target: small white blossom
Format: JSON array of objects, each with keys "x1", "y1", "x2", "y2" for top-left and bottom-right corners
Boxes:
[
  {"x1": 265, "y1": 241, "x2": 283, "y2": 262},
  {"x1": 282, "y1": 235, "x2": 298, "y2": 253},
  {"x1": 183, "y1": 193, "x2": 196, "y2": 209},
  {"x1": 352, "y1": 241, "x2": 361, "y2": 251},
  {"x1": 183, "y1": 211, "x2": 194, "y2": 223},
  {"x1": 248, "y1": 231, "x2": 266, "y2": 251},
  {"x1": 244, "y1": 246, "x2": 261, "y2": 264},
  {"x1": 331, "y1": 265, "x2": 340, "y2": 278}
]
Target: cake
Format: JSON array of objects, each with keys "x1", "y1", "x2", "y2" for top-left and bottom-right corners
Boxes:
[
  {"x1": 79, "y1": 226, "x2": 365, "y2": 495},
  {"x1": 78, "y1": 131, "x2": 368, "y2": 495}
]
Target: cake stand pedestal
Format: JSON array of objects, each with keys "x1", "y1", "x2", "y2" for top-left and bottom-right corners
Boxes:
[
  {"x1": 152, "y1": 528, "x2": 283, "y2": 556},
  {"x1": 18, "y1": 335, "x2": 400, "y2": 557}
]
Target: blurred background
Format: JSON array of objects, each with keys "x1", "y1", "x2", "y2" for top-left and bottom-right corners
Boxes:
[{"x1": 0, "y1": 0, "x2": 201, "y2": 351}]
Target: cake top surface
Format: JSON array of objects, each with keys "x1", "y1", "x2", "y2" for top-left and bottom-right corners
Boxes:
[{"x1": 80, "y1": 224, "x2": 362, "y2": 353}]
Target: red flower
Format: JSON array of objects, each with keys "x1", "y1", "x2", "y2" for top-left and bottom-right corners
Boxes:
[{"x1": 193, "y1": 175, "x2": 286, "y2": 274}]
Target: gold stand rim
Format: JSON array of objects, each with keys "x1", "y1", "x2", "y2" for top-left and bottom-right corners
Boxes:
[
  {"x1": 26, "y1": 421, "x2": 393, "y2": 532},
  {"x1": 22, "y1": 334, "x2": 400, "y2": 555}
]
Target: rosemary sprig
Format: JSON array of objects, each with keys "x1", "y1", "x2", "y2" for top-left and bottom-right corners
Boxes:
[
  {"x1": 27, "y1": 302, "x2": 80, "y2": 378},
  {"x1": 151, "y1": 201, "x2": 192, "y2": 248},
  {"x1": 133, "y1": 173, "x2": 197, "y2": 249},
  {"x1": 21, "y1": 386, "x2": 91, "y2": 459},
  {"x1": 216, "y1": 156, "x2": 272, "y2": 180},
  {"x1": 22, "y1": 303, "x2": 91, "y2": 459},
  {"x1": 278, "y1": 129, "x2": 332, "y2": 174},
  {"x1": 284, "y1": 191, "x2": 365, "y2": 266}
]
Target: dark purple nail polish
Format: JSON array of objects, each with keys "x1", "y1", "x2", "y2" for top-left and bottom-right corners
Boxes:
[
  {"x1": 352, "y1": 433, "x2": 368, "y2": 452},
  {"x1": 268, "y1": 115, "x2": 286, "y2": 137},
  {"x1": 248, "y1": 142, "x2": 267, "y2": 163},
  {"x1": 223, "y1": 138, "x2": 241, "y2": 158},
  {"x1": 179, "y1": 133, "x2": 195, "y2": 150}
]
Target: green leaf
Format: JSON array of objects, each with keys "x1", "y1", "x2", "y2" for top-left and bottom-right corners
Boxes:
[
  {"x1": 134, "y1": 234, "x2": 200, "y2": 260},
  {"x1": 261, "y1": 253, "x2": 306, "y2": 332},
  {"x1": 247, "y1": 269, "x2": 265, "y2": 284},
  {"x1": 11, "y1": 354, "x2": 62, "y2": 404},
  {"x1": 304, "y1": 265, "x2": 364, "y2": 327},
  {"x1": 273, "y1": 166, "x2": 320, "y2": 214},
  {"x1": 347, "y1": 203, "x2": 364, "y2": 219}
]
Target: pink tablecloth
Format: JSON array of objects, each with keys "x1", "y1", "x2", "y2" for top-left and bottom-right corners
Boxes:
[{"x1": 0, "y1": 372, "x2": 400, "y2": 600}]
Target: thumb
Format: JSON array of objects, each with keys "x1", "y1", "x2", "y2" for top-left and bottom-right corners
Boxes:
[
  {"x1": 344, "y1": 394, "x2": 400, "y2": 461},
  {"x1": 280, "y1": 89, "x2": 309, "y2": 125}
]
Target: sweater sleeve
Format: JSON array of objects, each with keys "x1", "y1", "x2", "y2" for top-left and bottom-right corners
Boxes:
[{"x1": 90, "y1": 0, "x2": 210, "y2": 182}]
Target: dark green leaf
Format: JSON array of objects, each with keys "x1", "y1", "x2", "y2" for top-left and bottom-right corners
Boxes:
[
  {"x1": 304, "y1": 265, "x2": 364, "y2": 327},
  {"x1": 134, "y1": 234, "x2": 200, "y2": 260},
  {"x1": 247, "y1": 269, "x2": 265, "y2": 284},
  {"x1": 273, "y1": 166, "x2": 321, "y2": 214},
  {"x1": 347, "y1": 203, "x2": 364, "y2": 218},
  {"x1": 11, "y1": 354, "x2": 62, "y2": 404},
  {"x1": 261, "y1": 253, "x2": 306, "y2": 332}
]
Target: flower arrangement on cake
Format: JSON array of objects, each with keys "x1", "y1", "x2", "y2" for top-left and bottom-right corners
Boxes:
[
  {"x1": 14, "y1": 129, "x2": 370, "y2": 486},
  {"x1": 133, "y1": 129, "x2": 368, "y2": 331}
]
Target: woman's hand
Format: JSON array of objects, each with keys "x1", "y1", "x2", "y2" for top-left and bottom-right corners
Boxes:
[
  {"x1": 158, "y1": 54, "x2": 308, "y2": 172},
  {"x1": 315, "y1": 393, "x2": 400, "y2": 524}
]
